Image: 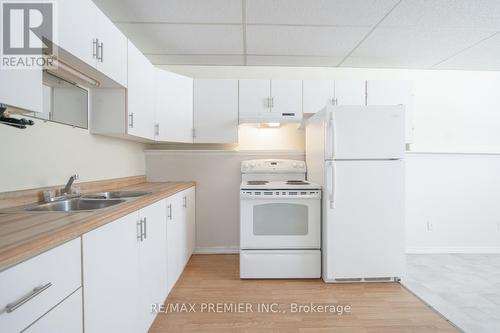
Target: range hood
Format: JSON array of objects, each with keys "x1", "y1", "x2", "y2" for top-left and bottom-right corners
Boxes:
[{"x1": 239, "y1": 110, "x2": 303, "y2": 124}]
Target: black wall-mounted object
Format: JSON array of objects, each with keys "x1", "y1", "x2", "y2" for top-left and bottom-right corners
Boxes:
[{"x1": 0, "y1": 103, "x2": 34, "y2": 129}]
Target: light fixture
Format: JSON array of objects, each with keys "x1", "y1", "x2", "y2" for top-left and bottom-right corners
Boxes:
[
  {"x1": 44, "y1": 56, "x2": 101, "y2": 88},
  {"x1": 259, "y1": 122, "x2": 281, "y2": 128}
]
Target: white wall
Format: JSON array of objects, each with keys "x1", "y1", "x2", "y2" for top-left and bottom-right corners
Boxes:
[
  {"x1": 146, "y1": 150, "x2": 304, "y2": 252},
  {"x1": 0, "y1": 117, "x2": 145, "y2": 192},
  {"x1": 163, "y1": 65, "x2": 500, "y2": 153},
  {"x1": 406, "y1": 152, "x2": 500, "y2": 253}
]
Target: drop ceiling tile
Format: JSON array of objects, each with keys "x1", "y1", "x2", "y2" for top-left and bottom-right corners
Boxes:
[
  {"x1": 435, "y1": 33, "x2": 500, "y2": 70},
  {"x1": 246, "y1": 0, "x2": 399, "y2": 26},
  {"x1": 246, "y1": 55, "x2": 343, "y2": 66},
  {"x1": 246, "y1": 25, "x2": 370, "y2": 56},
  {"x1": 147, "y1": 54, "x2": 245, "y2": 66},
  {"x1": 341, "y1": 55, "x2": 438, "y2": 69},
  {"x1": 351, "y1": 27, "x2": 496, "y2": 66},
  {"x1": 116, "y1": 23, "x2": 243, "y2": 54},
  {"x1": 93, "y1": 0, "x2": 242, "y2": 23},
  {"x1": 380, "y1": 0, "x2": 500, "y2": 30}
]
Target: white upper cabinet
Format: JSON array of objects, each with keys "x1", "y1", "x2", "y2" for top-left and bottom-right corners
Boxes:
[
  {"x1": 193, "y1": 79, "x2": 238, "y2": 144},
  {"x1": 56, "y1": 0, "x2": 127, "y2": 87},
  {"x1": 239, "y1": 79, "x2": 271, "y2": 120},
  {"x1": 239, "y1": 79, "x2": 302, "y2": 122},
  {"x1": 127, "y1": 41, "x2": 155, "y2": 140},
  {"x1": 0, "y1": 69, "x2": 42, "y2": 113},
  {"x1": 57, "y1": 0, "x2": 96, "y2": 68},
  {"x1": 270, "y1": 80, "x2": 303, "y2": 119},
  {"x1": 366, "y1": 80, "x2": 414, "y2": 143},
  {"x1": 303, "y1": 80, "x2": 335, "y2": 114},
  {"x1": 334, "y1": 80, "x2": 366, "y2": 105},
  {"x1": 94, "y1": 7, "x2": 128, "y2": 87},
  {"x1": 154, "y1": 68, "x2": 193, "y2": 143}
]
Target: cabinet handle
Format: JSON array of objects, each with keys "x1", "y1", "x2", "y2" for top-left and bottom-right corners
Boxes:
[
  {"x1": 137, "y1": 219, "x2": 143, "y2": 241},
  {"x1": 142, "y1": 217, "x2": 147, "y2": 240},
  {"x1": 5, "y1": 282, "x2": 52, "y2": 313},
  {"x1": 155, "y1": 124, "x2": 160, "y2": 136},
  {"x1": 168, "y1": 204, "x2": 172, "y2": 220},
  {"x1": 270, "y1": 97, "x2": 274, "y2": 108},
  {"x1": 183, "y1": 196, "x2": 187, "y2": 208},
  {"x1": 129, "y1": 113, "x2": 134, "y2": 128},
  {"x1": 99, "y1": 42, "x2": 104, "y2": 62},
  {"x1": 93, "y1": 39, "x2": 98, "y2": 59}
]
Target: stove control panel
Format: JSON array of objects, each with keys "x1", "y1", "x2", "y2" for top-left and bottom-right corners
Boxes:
[{"x1": 241, "y1": 159, "x2": 306, "y2": 173}]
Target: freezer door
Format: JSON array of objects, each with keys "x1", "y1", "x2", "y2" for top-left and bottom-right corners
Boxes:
[
  {"x1": 327, "y1": 106, "x2": 405, "y2": 160},
  {"x1": 323, "y1": 160, "x2": 405, "y2": 280}
]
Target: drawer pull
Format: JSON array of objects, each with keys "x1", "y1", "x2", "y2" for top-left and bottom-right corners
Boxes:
[{"x1": 5, "y1": 282, "x2": 52, "y2": 313}]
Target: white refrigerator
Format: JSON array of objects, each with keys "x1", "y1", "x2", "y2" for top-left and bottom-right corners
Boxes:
[{"x1": 306, "y1": 105, "x2": 405, "y2": 282}]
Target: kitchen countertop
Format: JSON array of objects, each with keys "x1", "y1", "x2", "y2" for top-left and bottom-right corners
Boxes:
[{"x1": 0, "y1": 181, "x2": 195, "y2": 272}]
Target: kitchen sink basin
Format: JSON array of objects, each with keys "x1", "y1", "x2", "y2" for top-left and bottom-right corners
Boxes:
[
  {"x1": 26, "y1": 198, "x2": 126, "y2": 212},
  {"x1": 82, "y1": 191, "x2": 151, "y2": 199}
]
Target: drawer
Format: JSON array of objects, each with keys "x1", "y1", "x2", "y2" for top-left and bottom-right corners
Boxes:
[
  {"x1": 0, "y1": 238, "x2": 81, "y2": 333},
  {"x1": 240, "y1": 249, "x2": 321, "y2": 279},
  {"x1": 24, "y1": 289, "x2": 83, "y2": 333}
]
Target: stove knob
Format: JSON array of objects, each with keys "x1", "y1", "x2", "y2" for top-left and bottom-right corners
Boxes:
[
  {"x1": 242, "y1": 163, "x2": 249, "y2": 169},
  {"x1": 299, "y1": 162, "x2": 305, "y2": 169},
  {"x1": 250, "y1": 163, "x2": 256, "y2": 168},
  {"x1": 292, "y1": 162, "x2": 298, "y2": 168}
]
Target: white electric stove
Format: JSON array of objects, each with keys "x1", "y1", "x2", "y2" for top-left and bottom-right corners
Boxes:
[{"x1": 239, "y1": 159, "x2": 322, "y2": 279}]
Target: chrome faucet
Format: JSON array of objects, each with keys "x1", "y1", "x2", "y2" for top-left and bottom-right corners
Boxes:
[
  {"x1": 62, "y1": 174, "x2": 79, "y2": 195},
  {"x1": 43, "y1": 174, "x2": 80, "y2": 203}
]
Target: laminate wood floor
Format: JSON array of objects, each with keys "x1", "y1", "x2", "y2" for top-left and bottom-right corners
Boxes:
[
  {"x1": 402, "y1": 254, "x2": 500, "y2": 333},
  {"x1": 150, "y1": 254, "x2": 457, "y2": 332}
]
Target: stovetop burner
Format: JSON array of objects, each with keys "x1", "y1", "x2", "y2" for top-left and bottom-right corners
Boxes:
[
  {"x1": 286, "y1": 180, "x2": 309, "y2": 185},
  {"x1": 247, "y1": 180, "x2": 269, "y2": 185}
]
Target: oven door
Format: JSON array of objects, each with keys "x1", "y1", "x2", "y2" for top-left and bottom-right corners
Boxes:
[{"x1": 240, "y1": 190, "x2": 321, "y2": 249}]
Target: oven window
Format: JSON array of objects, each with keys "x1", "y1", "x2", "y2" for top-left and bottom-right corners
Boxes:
[{"x1": 253, "y1": 203, "x2": 308, "y2": 235}]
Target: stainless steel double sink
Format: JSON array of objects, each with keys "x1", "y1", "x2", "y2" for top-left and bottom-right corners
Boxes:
[{"x1": 25, "y1": 191, "x2": 151, "y2": 212}]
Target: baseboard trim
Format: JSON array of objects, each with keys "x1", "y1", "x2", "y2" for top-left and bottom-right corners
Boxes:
[
  {"x1": 194, "y1": 246, "x2": 240, "y2": 254},
  {"x1": 406, "y1": 247, "x2": 500, "y2": 254}
]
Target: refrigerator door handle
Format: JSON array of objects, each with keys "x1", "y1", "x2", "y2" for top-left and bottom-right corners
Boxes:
[
  {"x1": 326, "y1": 161, "x2": 336, "y2": 209},
  {"x1": 326, "y1": 112, "x2": 335, "y2": 159}
]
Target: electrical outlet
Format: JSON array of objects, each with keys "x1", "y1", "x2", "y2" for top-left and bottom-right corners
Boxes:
[{"x1": 426, "y1": 221, "x2": 433, "y2": 231}]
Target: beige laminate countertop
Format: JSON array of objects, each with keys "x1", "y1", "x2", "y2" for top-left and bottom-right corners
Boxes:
[{"x1": 0, "y1": 181, "x2": 195, "y2": 272}]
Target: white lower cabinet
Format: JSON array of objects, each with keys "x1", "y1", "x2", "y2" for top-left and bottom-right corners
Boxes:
[
  {"x1": 24, "y1": 289, "x2": 83, "y2": 333},
  {"x1": 83, "y1": 212, "x2": 140, "y2": 333},
  {"x1": 0, "y1": 238, "x2": 81, "y2": 333},
  {"x1": 137, "y1": 200, "x2": 168, "y2": 332},
  {"x1": 166, "y1": 188, "x2": 196, "y2": 293},
  {"x1": 83, "y1": 187, "x2": 195, "y2": 333}
]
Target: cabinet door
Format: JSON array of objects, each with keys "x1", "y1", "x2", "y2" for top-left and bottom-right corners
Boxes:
[
  {"x1": 155, "y1": 69, "x2": 193, "y2": 143},
  {"x1": 57, "y1": 0, "x2": 96, "y2": 67},
  {"x1": 95, "y1": 7, "x2": 127, "y2": 87},
  {"x1": 127, "y1": 41, "x2": 155, "y2": 140},
  {"x1": 166, "y1": 193, "x2": 186, "y2": 293},
  {"x1": 82, "y1": 212, "x2": 139, "y2": 333},
  {"x1": 193, "y1": 79, "x2": 238, "y2": 143},
  {"x1": 303, "y1": 80, "x2": 334, "y2": 114},
  {"x1": 366, "y1": 80, "x2": 413, "y2": 143},
  {"x1": 0, "y1": 69, "x2": 42, "y2": 112},
  {"x1": 137, "y1": 199, "x2": 168, "y2": 332},
  {"x1": 271, "y1": 80, "x2": 302, "y2": 117},
  {"x1": 185, "y1": 187, "x2": 196, "y2": 261},
  {"x1": 238, "y1": 80, "x2": 270, "y2": 120},
  {"x1": 334, "y1": 80, "x2": 366, "y2": 105},
  {"x1": 25, "y1": 289, "x2": 83, "y2": 333}
]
